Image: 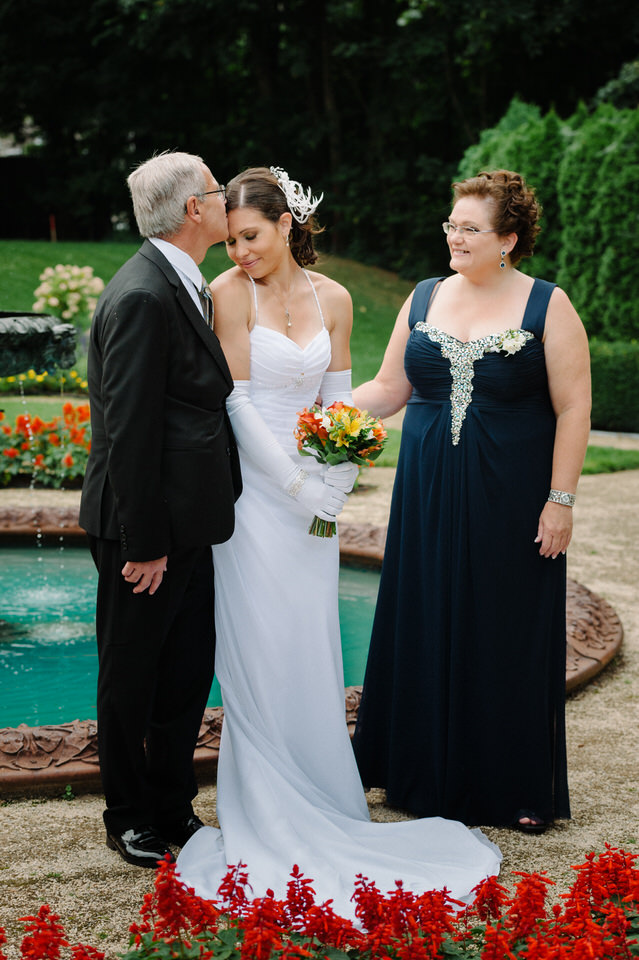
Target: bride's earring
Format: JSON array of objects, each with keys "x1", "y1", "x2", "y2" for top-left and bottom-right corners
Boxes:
[{"x1": 500, "y1": 250, "x2": 507, "y2": 269}]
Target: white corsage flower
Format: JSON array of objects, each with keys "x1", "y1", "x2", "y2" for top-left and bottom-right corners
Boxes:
[{"x1": 489, "y1": 330, "x2": 529, "y2": 356}]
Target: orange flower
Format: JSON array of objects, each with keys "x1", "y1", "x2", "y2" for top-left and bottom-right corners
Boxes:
[
  {"x1": 296, "y1": 407, "x2": 329, "y2": 440},
  {"x1": 34, "y1": 453, "x2": 45, "y2": 467},
  {"x1": 30, "y1": 416, "x2": 45, "y2": 434},
  {"x1": 48, "y1": 433, "x2": 61, "y2": 446},
  {"x1": 2, "y1": 425, "x2": 11, "y2": 435},
  {"x1": 3, "y1": 447, "x2": 19, "y2": 458},
  {"x1": 15, "y1": 414, "x2": 31, "y2": 436},
  {"x1": 62, "y1": 453, "x2": 74, "y2": 468},
  {"x1": 21, "y1": 441, "x2": 30, "y2": 451},
  {"x1": 76, "y1": 404, "x2": 91, "y2": 423}
]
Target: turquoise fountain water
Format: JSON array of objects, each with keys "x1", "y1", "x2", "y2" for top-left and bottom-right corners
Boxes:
[{"x1": 0, "y1": 543, "x2": 379, "y2": 728}]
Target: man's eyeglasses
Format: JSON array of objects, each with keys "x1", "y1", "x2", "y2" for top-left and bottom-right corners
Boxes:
[
  {"x1": 442, "y1": 221, "x2": 495, "y2": 237},
  {"x1": 199, "y1": 186, "x2": 226, "y2": 200}
]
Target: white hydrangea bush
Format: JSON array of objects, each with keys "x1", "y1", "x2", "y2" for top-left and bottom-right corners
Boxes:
[{"x1": 33, "y1": 264, "x2": 104, "y2": 323}]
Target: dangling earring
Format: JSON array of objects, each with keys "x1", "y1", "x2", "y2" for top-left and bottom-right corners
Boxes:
[
  {"x1": 285, "y1": 234, "x2": 290, "y2": 247},
  {"x1": 500, "y1": 250, "x2": 506, "y2": 270}
]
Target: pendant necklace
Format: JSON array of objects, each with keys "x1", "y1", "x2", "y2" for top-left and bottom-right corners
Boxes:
[{"x1": 269, "y1": 272, "x2": 297, "y2": 328}]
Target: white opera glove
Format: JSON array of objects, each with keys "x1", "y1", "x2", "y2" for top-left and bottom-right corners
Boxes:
[
  {"x1": 295, "y1": 473, "x2": 347, "y2": 521},
  {"x1": 226, "y1": 381, "x2": 347, "y2": 521},
  {"x1": 324, "y1": 461, "x2": 360, "y2": 493},
  {"x1": 319, "y1": 369, "x2": 353, "y2": 407}
]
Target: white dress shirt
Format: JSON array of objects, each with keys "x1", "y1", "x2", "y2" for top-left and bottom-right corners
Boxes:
[{"x1": 149, "y1": 237, "x2": 205, "y2": 318}]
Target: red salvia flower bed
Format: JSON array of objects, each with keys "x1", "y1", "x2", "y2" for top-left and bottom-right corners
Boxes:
[{"x1": 1, "y1": 845, "x2": 638, "y2": 959}]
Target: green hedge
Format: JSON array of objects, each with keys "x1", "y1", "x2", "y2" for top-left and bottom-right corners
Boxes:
[
  {"x1": 456, "y1": 98, "x2": 566, "y2": 281},
  {"x1": 556, "y1": 104, "x2": 639, "y2": 339},
  {"x1": 590, "y1": 339, "x2": 639, "y2": 432},
  {"x1": 455, "y1": 96, "x2": 639, "y2": 342}
]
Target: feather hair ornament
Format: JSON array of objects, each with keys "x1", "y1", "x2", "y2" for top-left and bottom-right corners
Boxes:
[{"x1": 270, "y1": 166, "x2": 323, "y2": 224}]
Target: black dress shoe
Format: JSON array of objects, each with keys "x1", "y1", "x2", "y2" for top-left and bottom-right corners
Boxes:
[
  {"x1": 106, "y1": 826, "x2": 175, "y2": 867},
  {"x1": 157, "y1": 814, "x2": 205, "y2": 847}
]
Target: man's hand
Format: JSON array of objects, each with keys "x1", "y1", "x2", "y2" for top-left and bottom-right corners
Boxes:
[{"x1": 121, "y1": 556, "x2": 168, "y2": 595}]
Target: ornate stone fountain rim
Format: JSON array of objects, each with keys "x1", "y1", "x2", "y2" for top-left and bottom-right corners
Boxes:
[{"x1": 0, "y1": 514, "x2": 624, "y2": 796}]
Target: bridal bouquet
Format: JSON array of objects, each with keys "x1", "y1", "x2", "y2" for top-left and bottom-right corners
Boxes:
[{"x1": 294, "y1": 401, "x2": 387, "y2": 537}]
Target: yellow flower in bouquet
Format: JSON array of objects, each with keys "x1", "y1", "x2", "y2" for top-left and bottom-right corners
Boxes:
[{"x1": 294, "y1": 402, "x2": 387, "y2": 536}]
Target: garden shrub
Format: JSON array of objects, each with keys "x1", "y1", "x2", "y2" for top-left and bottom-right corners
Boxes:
[
  {"x1": 556, "y1": 103, "x2": 639, "y2": 339},
  {"x1": 457, "y1": 98, "x2": 639, "y2": 343},
  {"x1": 590, "y1": 338, "x2": 639, "y2": 432},
  {"x1": 456, "y1": 98, "x2": 569, "y2": 280},
  {"x1": 588, "y1": 108, "x2": 639, "y2": 340}
]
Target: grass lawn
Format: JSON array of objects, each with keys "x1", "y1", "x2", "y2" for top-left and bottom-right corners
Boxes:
[
  {"x1": 2, "y1": 395, "x2": 638, "y2": 476},
  {"x1": 0, "y1": 239, "x2": 408, "y2": 385},
  {"x1": 2, "y1": 240, "x2": 637, "y2": 476},
  {"x1": 0, "y1": 395, "x2": 85, "y2": 422}
]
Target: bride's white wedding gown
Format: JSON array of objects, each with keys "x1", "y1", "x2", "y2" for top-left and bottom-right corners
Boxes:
[{"x1": 177, "y1": 274, "x2": 501, "y2": 919}]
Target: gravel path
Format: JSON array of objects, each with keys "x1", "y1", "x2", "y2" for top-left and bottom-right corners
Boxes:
[{"x1": 0, "y1": 444, "x2": 637, "y2": 957}]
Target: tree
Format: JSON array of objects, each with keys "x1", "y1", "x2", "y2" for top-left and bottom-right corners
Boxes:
[{"x1": 0, "y1": 0, "x2": 636, "y2": 274}]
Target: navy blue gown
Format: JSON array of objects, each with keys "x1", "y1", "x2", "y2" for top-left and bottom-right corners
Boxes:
[{"x1": 353, "y1": 277, "x2": 570, "y2": 828}]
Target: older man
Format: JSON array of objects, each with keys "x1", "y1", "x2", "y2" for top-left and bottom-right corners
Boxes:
[{"x1": 79, "y1": 152, "x2": 241, "y2": 867}]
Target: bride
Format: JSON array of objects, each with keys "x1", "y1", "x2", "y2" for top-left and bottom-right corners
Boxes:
[{"x1": 176, "y1": 166, "x2": 501, "y2": 919}]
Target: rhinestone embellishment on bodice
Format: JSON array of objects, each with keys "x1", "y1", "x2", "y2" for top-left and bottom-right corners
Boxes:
[{"x1": 414, "y1": 323, "x2": 534, "y2": 445}]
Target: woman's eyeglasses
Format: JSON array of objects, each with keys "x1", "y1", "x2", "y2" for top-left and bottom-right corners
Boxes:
[{"x1": 442, "y1": 221, "x2": 495, "y2": 237}]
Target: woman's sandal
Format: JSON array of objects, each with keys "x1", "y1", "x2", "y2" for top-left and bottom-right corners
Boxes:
[{"x1": 512, "y1": 809, "x2": 549, "y2": 834}]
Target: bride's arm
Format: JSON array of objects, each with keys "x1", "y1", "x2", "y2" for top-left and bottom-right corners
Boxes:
[
  {"x1": 210, "y1": 269, "x2": 252, "y2": 380},
  {"x1": 321, "y1": 277, "x2": 353, "y2": 374}
]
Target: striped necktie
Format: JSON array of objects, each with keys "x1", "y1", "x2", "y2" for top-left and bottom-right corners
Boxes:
[{"x1": 198, "y1": 280, "x2": 214, "y2": 329}]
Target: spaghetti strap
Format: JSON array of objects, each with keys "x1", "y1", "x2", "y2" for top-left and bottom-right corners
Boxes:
[
  {"x1": 302, "y1": 269, "x2": 326, "y2": 328},
  {"x1": 248, "y1": 275, "x2": 260, "y2": 323},
  {"x1": 249, "y1": 269, "x2": 325, "y2": 329}
]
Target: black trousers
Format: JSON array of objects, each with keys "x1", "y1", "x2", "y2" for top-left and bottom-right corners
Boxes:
[{"x1": 88, "y1": 536, "x2": 215, "y2": 834}]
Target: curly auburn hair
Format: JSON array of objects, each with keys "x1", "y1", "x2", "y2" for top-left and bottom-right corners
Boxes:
[
  {"x1": 451, "y1": 169, "x2": 542, "y2": 265},
  {"x1": 225, "y1": 167, "x2": 324, "y2": 267}
]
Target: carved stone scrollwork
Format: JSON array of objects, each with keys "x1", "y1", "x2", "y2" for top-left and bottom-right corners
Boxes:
[
  {"x1": 0, "y1": 720, "x2": 99, "y2": 771},
  {"x1": 0, "y1": 312, "x2": 77, "y2": 377},
  {"x1": 0, "y1": 521, "x2": 624, "y2": 795},
  {"x1": 565, "y1": 579, "x2": 624, "y2": 690}
]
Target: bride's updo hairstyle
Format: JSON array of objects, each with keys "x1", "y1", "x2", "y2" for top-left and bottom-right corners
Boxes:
[
  {"x1": 451, "y1": 169, "x2": 541, "y2": 266},
  {"x1": 225, "y1": 166, "x2": 324, "y2": 268}
]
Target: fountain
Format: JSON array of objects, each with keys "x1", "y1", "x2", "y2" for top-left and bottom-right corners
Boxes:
[
  {"x1": 0, "y1": 321, "x2": 625, "y2": 796},
  {"x1": 0, "y1": 312, "x2": 77, "y2": 377}
]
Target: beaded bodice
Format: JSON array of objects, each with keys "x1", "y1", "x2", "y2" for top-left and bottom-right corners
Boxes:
[
  {"x1": 405, "y1": 277, "x2": 554, "y2": 447},
  {"x1": 412, "y1": 324, "x2": 534, "y2": 445}
]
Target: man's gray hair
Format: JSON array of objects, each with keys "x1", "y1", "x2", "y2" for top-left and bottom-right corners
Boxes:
[{"x1": 127, "y1": 151, "x2": 209, "y2": 239}]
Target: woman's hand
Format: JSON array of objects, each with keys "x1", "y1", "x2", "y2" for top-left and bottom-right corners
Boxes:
[
  {"x1": 534, "y1": 502, "x2": 573, "y2": 559},
  {"x1": 295, "y1": 474, "x2": 348, "y2": 520},
  {"x1": 323, "y1": 461, "x2": 359, "y2": 492}
]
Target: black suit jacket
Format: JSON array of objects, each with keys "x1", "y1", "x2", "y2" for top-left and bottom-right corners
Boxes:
[{"x1": 79, "y1": 240, "x2": 241, "y2": 559}]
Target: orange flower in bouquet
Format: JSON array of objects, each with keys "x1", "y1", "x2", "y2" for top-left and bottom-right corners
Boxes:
[{"x1": 294, "y1": 402, "x2": 387, "y2": 537}]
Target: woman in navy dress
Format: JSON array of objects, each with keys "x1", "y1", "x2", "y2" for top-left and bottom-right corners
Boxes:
[{"x1": 352, "y1": 170, "x2": 591, "y2": 832}]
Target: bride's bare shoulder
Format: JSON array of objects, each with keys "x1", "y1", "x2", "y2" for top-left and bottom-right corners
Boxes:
[
  {"x1": 210, "y1": 265, "x2": 248, "y2": 295},
  {"x1": 307, "y1": 269, "x2": 352, "y2": 311}
]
